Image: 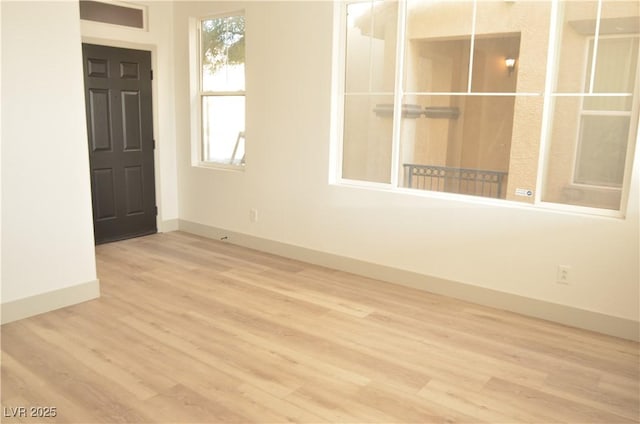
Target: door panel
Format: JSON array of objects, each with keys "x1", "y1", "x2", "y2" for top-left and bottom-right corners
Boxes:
[
  {"x1": 93, "y1": 169, "x2": 116, "y2": 220},
  {"x1": 120, "y1": 62, "x2": 139, "y2": 79},
  {"x1": 82, "y1": 43, "x2": 156, "y2": 244},
  {"x1": 124, "y1": 166, "x2": 144, "y2": 215},
  {"x1": 88, "y1": 89, "x2": 111, "y2": 151},
  {"x1": 87, "y1": 58, "x2": 108, "y2": 77},
  {"x1": 122, "y1": 91, "x2": 142, "y2": 151}
]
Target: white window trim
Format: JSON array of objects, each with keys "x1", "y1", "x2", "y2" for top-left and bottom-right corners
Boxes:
[
  {"x1": 328, "y1": 2, "x2": 346, "y2": 184},
  {"x1": 333, "y1": 0, "x2": 639, "y2": 218},
  {"x1": 189, "y1": 11, "x2": 246, "y2": 171}
]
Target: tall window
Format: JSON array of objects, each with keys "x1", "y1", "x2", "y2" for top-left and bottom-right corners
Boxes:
[
  {"x1": 199, "y1": 13, "x2": 246, "y2": 166},
  {"x1": 339, "y1": 0, "x2": 639, "y2": 213}
]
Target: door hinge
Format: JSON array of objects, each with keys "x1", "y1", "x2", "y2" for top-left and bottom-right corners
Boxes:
[
  {"x1": 150, "y1": 69, "x2": 154, "y2": 80},
  {"x1": 154, "y1": 206, "x2": 158, "y2": 216},
  {"x1": 153, "y1": 139, "x2": 156, "y2": 149}
]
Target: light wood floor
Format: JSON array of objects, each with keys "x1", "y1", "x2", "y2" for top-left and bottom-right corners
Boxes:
[{"x1": 1, "y1": 231, "x2": 639, "y2": 423}]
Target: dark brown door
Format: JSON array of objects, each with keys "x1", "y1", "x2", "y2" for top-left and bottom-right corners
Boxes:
[{"x1": 82, "y1": 43, "x2": 156, "y2": 244}]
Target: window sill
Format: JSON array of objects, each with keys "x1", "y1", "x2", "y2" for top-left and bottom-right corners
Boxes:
[
  {"x1": 331, "y1": 179, "x2": 626, "y2": 219},
  {"x1": 566, "y1": 183, "x2": 622, "y2": 191},
  {"x1": 193, "y1": 161, "x2": 245, "y2": 172}
]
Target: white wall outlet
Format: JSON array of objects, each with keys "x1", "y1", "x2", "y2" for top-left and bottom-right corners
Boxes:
[
  {"x1": 557, "y1": 265, "x2": 571, "y2": 285},
  {"x1": 250, "y1": 208, "x2": 258, "y2": 223}
]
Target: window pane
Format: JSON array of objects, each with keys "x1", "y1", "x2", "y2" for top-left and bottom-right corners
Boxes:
[
  {"x1": 574, "y1": 115, "x2": 630, "y2": 186},
  {"x1": 399, "y1": 95, "x2": 515, "y2": 199},
  {"x1": 542, "y1": 96, "x2": 637, "y2": 210},
  {"x1": 555, "y1": 0, "x2": 639, "y2": 94},
  {"x1": 404, "y1": 1, "x2": 549, "y2": 94},
  {"x1": 202, "y1": 96, "x2": 245, "y2": 165},
  {"x1": 405, "y1": 37, "x2": 471, "y2": 93},
  {"x1": 404, "y1": 0, "x2": 473, "y2": 92},
  {"x1": 600, "y1": 0, "x2": 640, "y2": 38},
  {"x1": 345, "y1": 1, "x2": 397, "y2": 93},
  {"x1": 342, "y1": 95, "x2": 393, "y2": 183},
  {"x1": 589, "y1": 38, "x2": 638, "y2": 94},
  {"x1": 469, "y1": 33, "x2": 521, "y2": 93},
  {"x1": 555, "y1": 1, "x2": 599, "y2": 93},
  {"x1": 201, "y1": 15, "x2": 245, "y2": 92},
  {"x1": 595, "y1": 0, "x2": 640, "y2": 103},
  {"x1": 473, "y1": 1, "x2": 551, "y2": 93},
  {"x1": 583, "y1": 37, "x2": 638, "y2": 110}
]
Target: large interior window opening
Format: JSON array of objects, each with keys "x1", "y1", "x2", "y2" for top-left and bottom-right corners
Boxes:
[{"x1": 339, "y1": 0, "x2": 639, "y2": 213}]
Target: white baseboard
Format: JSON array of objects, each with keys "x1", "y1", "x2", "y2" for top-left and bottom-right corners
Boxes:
[
  {"x1": 178, "y1": 219, "x2": 639, "y2": 342},
  {"x1": 1, "y1": 280, "x2": 101, "y2": 324},
  {"x1": 159, "y1": 219, "x2": 179, "y2": 233}
]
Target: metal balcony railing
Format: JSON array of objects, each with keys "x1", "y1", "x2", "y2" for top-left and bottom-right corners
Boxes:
[{"x1": 403, "y1": 164, "x2": 507, "y2": 199}]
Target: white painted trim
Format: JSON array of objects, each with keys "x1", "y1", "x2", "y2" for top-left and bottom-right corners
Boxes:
[
  {"x1": 390, "y1": 0, "x2": 407, "y2": 188},
  {"x1": 467, "y1": 0, "x2": 477, "y2": 93},
  {"x1": 178, "y1": 220, "x2": 639, "y2": 342},
  {"x1": 327, "y1": 1, "x2": 344, "y2": 185},
  {"x1": 333, "y1": 179, "x2": 624, "y2": 219},
  {"x1": 159, "y1": 219, "x2": 179, "y2": 232},
  {"x1": 402, "y1": 92, "x2": 542, "y2": 97},
  {"x1": 189, "y1": 16, "x2": 202, "y2": 167},
  {"x1": 587, "y1": 0, "x2": 603, "y2": 94},
  {"x1": 1, "y1": 280, "x2": 101, "y2": 325},
  {"x1": 551, "y1": 93, "x2": 633, "y2": 97},
  {"x1": 193, "y1": 161, "x2": 246, "y2": 172}
]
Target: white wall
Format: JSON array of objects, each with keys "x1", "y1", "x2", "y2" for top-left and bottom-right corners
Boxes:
[
  {"x1": 81, "y1": 1, "x2": 179, "y2": 229},
  {"x1": 1, "y1": 1, "x2": 97, "y2": 302},
  {"x1": 0, "y1": 0, "x2": 3, "y2": 296},
  {"x1": 173, "y1": 2, "x2": 639, "y2": 324}
]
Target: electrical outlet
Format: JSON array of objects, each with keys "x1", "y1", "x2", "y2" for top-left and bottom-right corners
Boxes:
[
  {"x1": 250, "y1": 208, "x2": 258, "y2": 223},
  {"x1": 557, "y1": 265, "x2": 571, "y2": 285}
]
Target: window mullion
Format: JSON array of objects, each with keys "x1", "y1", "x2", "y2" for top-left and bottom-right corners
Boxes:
[
  {"x1": 368, "y1": 0, "x2": 374, "y2": 94},
  {"x1": 201, "y1": 91, "x2": 246, "y2": 96},
  {"x1": 580, "y1": 110, "x2": 632, "y2": 117},
  {"x1": 467, "y1": 0, "x2": 478, "y2": 93},
  {"x1": 198, "y1": 19, "x2": 204, "y2": 94},
  {"x1": 535, "y1": 0, "x2": 562, "y2": 204},
  {"x1": 200, "y1": 93, "x2": 208, "y2": 162},
  {"x1": 390, "y1": 0, "x2": 407, "y2": 188},
  {"x1": 588, "y1": 0, "x2": 603, "y2": 94}
]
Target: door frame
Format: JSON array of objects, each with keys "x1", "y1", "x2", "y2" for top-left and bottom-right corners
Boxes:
[{"x1": 81, "y1": 37, "x2": 165, "y2": 235}]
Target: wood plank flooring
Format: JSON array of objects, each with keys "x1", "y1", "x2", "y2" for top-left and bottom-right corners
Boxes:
[{"x1": 1, "y1": 231, "x2": 638, "y2": 423}]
